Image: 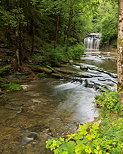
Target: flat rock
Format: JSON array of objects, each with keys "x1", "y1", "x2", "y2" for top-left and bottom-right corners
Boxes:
[{"x1": 32, "y1": 66, "x2": 52, "y2": 74}]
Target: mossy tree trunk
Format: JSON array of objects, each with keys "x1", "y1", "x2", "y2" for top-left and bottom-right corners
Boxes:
[{"x1": 117, "y1": 0, "x2": 123, "y2": 103}]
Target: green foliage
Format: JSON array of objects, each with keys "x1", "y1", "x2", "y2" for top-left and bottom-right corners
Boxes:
[
  {"x1": 92, "y1": 0, "x2": 118, "y2": 46},
  {"x1": 38, "y1": 72, "x2": 47, "y2": 78},
  {"x1": 0, "y1": 0, "x2": 118, "y2": 67},
  {"x1": 47, "y1": 122, "x2": 123, "y2": 154},
  {"x1": 97, "y1": 115, "x2": 123, "y2": 154},
  {"x1": 0, "y1": 65, "x2": 11, "y2": 76},
  {"x1": 42, "y1": 43, "x2": 84, "y2": 66},
  {"x1": 67, "y1": 44, "x2": 85, "y2": 60},
  {"x1": 0, "y1": 7, "x2": 27, "y2": 28},
  {"x1": 95, "y1": 90, "x2": 123, "y2": 115},
  {"x1": 46, "y1": 118, "x2": 123, "y2": 154},
  {"x1": 3, "y1": 83, "x2": 22, "y2": 91},
  {"x1": 46, "y1": 123, "x2": 100, "y2": 154}
]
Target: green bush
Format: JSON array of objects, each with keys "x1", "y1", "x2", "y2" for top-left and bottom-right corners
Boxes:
[
  {"x1": 44, "y1": 44, "x2": 67, "y2": 65},
  {"x1": 95, "y1": 90, "x2": 123, "y2": 114},
  {"x1": 67, "y1": 44, "x2": 85, "y2": 59}
]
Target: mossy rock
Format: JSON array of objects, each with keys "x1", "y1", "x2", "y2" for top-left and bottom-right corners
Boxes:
[{"x1": 31, "y1": 66, "x2": 52, "y2": 74}]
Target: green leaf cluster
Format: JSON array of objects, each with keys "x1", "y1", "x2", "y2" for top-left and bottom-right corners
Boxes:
[
  {"x1": 46, "y1": 123, "x2": 102, "y2": 154},
  {"x1": 95, "y1": 89, "x2": 123, "y2": 115},
  {"x1": 0, "y1": 7, "x2": 27, "y2": 28}
]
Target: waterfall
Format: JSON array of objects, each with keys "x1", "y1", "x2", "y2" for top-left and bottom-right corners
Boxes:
[{"x1": 84, "y1": 33, "x2": 101, "y2": 51}]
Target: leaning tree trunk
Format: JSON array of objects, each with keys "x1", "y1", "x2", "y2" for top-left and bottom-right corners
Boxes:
[
  {"x1": 117, "y1": 0, "x2": 123, "y2": 103},
  {"x1": 16, "y1": 0, "x2": 23, "y2": 71}
]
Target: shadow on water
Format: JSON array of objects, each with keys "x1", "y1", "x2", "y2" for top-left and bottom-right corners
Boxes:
[{"x1": 0, "y1": 51, "x2": 117, "y2": 153}]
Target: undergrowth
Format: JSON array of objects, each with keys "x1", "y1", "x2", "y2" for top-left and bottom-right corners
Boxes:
[
  {"x1": 95, "y1": 89, "x2": 123, "y2": 116},
  {"x1": 0, "y1": 65, "x2": 22, "y2": 91},
  {"x1": 2, "y1": 82, "x2": 22, "y2": 91},
  {"x1": 42, "y1": 43, "x2": 85, "y2": 66},
  {"x1": 38, "y1": 72, "x2": 47, "y2": 78},
  {"x1": 46, "y1": 90, "x2": 123, "y2": 154}
]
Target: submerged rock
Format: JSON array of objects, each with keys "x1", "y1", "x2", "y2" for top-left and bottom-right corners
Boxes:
[
  {"x1": 28, "y1": 132, "x2": 39, "y2": 140},
  {"x1": 21, "y1": 132, "x2": 39, "y2": 145},
  {"x1": 21, "y1": 137, "x2": 34, "y2": 145},
  {"x1": 80, "y1": 66, "x2": 88, "y2": 71}
]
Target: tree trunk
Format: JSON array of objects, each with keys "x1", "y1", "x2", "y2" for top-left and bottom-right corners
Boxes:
[
  {"x1": 117, "y1": 0, "x2": 123, "y2": 103},
  {"x1": 16, "y1": 23, "x2": 22, "y2": 71},
  {"x1": 16, "y1": 0, "x2": 23, "y2": 71},
  {"x1": 117, "y1": 0, "x2": 123, "y2": 87}
]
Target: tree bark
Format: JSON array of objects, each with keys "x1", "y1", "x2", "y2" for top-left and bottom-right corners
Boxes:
[
  {"x1": 117, "y1": 0, "x2": 123, "y2": 104},
  {"x1": 16, "y1": 0, "x2": 23, "y2": 71},
  {"x1": 117, "y1": 0, "x2": 123, "y2": 87},
  {"x1": 16, "y1": 23, "x2": 22, "y2": 71}
]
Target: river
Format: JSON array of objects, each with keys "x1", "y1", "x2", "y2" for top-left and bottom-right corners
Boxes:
[{"x1": 0, "y1": 51, "x2": 117, "y2": 154}]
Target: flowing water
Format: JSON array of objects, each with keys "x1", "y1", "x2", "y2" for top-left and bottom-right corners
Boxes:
[
  {"x1": 0, "y1": 51, "x2": 117, "y2": 154},
  {"x1": 84, "y1": 33, "x2": 102, "y2": 51}
]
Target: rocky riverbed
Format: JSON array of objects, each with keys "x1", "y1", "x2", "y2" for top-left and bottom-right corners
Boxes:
[{"x1": 0, "y1": 51, "x2": 117, "y2": 154}]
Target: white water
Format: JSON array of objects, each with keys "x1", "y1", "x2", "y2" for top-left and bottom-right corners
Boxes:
[{"x1": 84, "y1": 33, "x2": 101, "y2": 51}]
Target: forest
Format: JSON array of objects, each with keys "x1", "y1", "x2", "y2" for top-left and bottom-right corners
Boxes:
[
  {"x1": 0, "y1": 0, "x2": 123, "y2": 154},
  {"x1": 0, "y1": 0, "x2": 118, "y2": 68}
]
